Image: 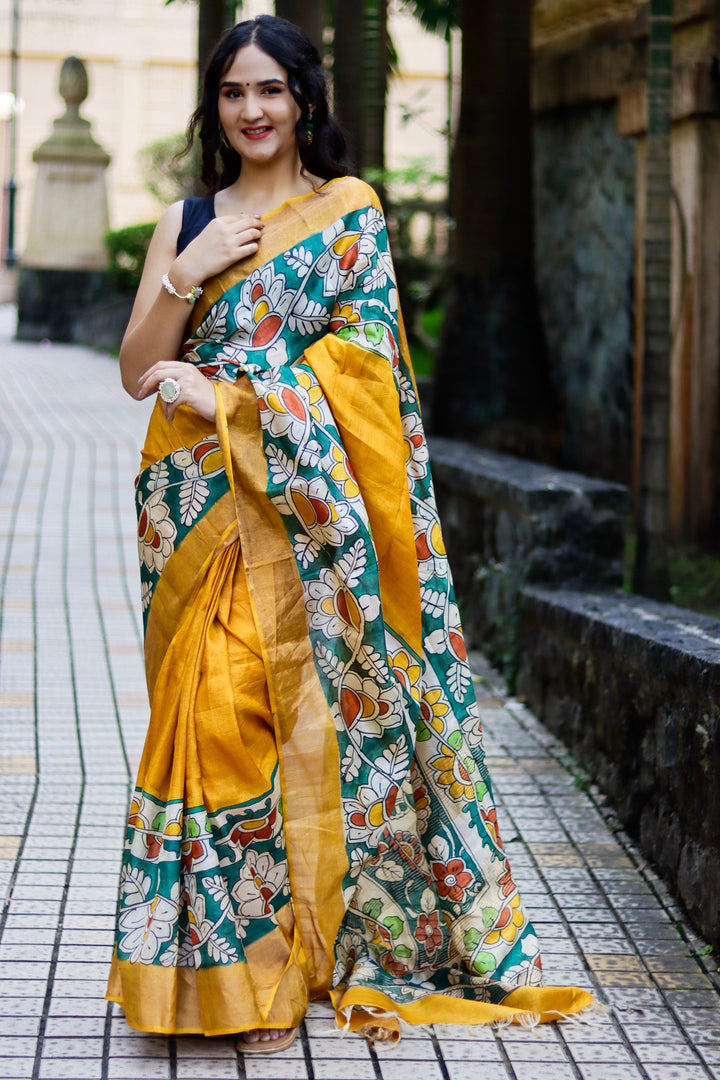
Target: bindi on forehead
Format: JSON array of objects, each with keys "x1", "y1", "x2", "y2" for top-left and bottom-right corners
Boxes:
[{"x1": 220, "y1": 77, "x2": 286, "y2": 89}]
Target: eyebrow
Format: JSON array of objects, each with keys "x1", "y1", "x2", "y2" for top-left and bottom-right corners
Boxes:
[{"x1": 219, "y1": 78, "x2": 286, "y2": 89}]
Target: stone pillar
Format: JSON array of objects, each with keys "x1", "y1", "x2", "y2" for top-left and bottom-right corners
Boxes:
[
  {"x1": 17, "y1": 56, "x2": 111, "y2": 342},
  {"x1": 619, "y1": 64, "x2": 720, "y2": 542}
]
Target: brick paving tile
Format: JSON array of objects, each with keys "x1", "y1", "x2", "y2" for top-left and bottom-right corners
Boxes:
[{"x1": 1, "y1": 311, "x2": 719, "y2": 1080}]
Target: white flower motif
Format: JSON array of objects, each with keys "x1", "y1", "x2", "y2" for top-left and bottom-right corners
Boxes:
[
  {"x1": 257, "y1": 380, "x2": 310, "y2": 444},
  {"x1": 169, "y1": 449, "x2": 199, "y2": 479},
  {"x1": 305, "y1": 567, "x2": 380, "y2": 648},
  {"x1": 402, "y1": 413, "x2": 430, "y2": 482},
  {"x1": 233, "y1": 264, "x2": 295, "y2": 349},
  {"x1": 333, "y1": 929, "x2": 362, "y2": 984},
  {"x1": 413, "y1": 509, "x2": 448, "y2": 585},
  {"x1": 170, "y1": 438, "x2": 223, "y2": 481},
  {"x1": 276, "y1": 475, "x2": 357, "y2": 547},
  {"x1": 316, "y1": 219, "x2": 379, "y2": 296},
  {"x1": 425, "y1": 602, "x2": 467, "y2": 664},
  {"x1": 331, "y1": 670, "x2": 403, "y2": 738},
  {"x1": 137, "y1": 489, "x2": 177, "y2": 574},
  {"x1": 343, "y1": 768, "x2": 400, "y2": 847},
  {"x1": 230, "y1": 849, "x2": 288, "y2": 918},
  {"x1": 215, "y1": 340, "x2": 248, "y2": 368},
  {"x1": 266, "y1": 338, "x2": 289, "y2": 369},
  {"x1": 118, "y1": 881, "x2": 181, "y2": 963},
  {"x1": 321, "y1": 217, "x2": 345, "y2": 246}
]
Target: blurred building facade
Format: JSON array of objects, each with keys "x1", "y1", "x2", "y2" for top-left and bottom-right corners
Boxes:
[
  {"x1": 2, "y1": 0, "x2": 719, "y2": 538},
  {"x1": 0, "y1": 0, "x2": 449, "y2": 250},
  {"x1": 532, "y1": 0, "x2": 720, "y2": 539}
]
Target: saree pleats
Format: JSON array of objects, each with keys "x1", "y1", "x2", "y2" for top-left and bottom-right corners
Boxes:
[{"x1": 107, "y1": 176, "x2": 593, "y2": 1035}]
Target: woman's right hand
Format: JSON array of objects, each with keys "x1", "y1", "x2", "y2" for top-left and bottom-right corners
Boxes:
[
  {"x1": 169, "y1": 214, "x2": 264, "y2": 292},
  {"x1": 119, "y1": 205, "x2": 264, "y2": 397}
]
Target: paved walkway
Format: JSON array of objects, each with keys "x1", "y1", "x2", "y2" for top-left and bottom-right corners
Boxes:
[{"x1": 0, "y1": 308, "x2": 719, "y2": 1080}]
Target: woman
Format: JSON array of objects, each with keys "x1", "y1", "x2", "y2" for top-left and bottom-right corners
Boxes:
[{"x1": 106, "y1": 14, "x2": 592, "y2": 1053}]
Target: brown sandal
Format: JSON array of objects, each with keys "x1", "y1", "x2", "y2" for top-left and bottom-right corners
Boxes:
[{"x1": 237, "y1": 1027, "x2": 298, "y2": 1055}]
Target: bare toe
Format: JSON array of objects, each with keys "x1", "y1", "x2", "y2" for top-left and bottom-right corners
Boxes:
[{"x1": 363, "y1": 1024, "x2": 395, "y2": 1045}]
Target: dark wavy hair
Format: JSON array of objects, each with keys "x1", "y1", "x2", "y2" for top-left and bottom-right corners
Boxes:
[{"x1": 186, "y1": 15, "x2": 351, "y2": 193}]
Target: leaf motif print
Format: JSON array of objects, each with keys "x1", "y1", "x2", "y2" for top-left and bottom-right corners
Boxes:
[
  {"x1": 380, "y1": 736, "x2": 410, "y2": 784},
  {"x1": 141, "y1": 579, "x2": 153, "y2": 612},
  {"x1": 158, "y1": 941, "x2": 179, "y2": 967},
  {"x1": 374, "y1": 861, "x2": 405, "y2": 883},
  {"x1": 397, "y1": 369, "x2": 417, "y2": 405},
  {"x1": 204, "y1": 874, "x2": 233, "y2": 920},
  {"x1": 420, "y1": 588, "x2": 446, "y2": 618},
  {"x1": 293, "y1": 532, "x2": 321, "y2": 569},
  {"x1": 359, "y1": 207, "x2": 384, "y2": 235},
  {"x1": 361, "y1": 250, "x2": 395, "y2": 294},
  {"x1": 288, "y1": 293, "x2": 330, "y2": 336},
  {"x1": 177, "y1": 938, "x2": 201, "y2": 969},
  {"x1": 207, "y1": 931, "x2": 239, "y2": 964},
  {"x1": 315, "y1": 643, "x2": 344, "y2": 687},
  {"x1": 179, "y1": 479, "x2": 210, "y2": 527},
  {"x1": 192, "y1": 299, "x2": 229, "y2": 342},
  {"x1": 119, "y1": 865, "x2": 151, "y2": 905},
  {"x1": 266, "y1": 445, "x2": 294, "y2": 484},
  {"x1": 146, "y1": 461, "x2": 169, "y2": 493},
  {"x1": 447, "y1": 661, "x2": 471, "y2": 703},
  {"x1": 336, "y1": 539, "x2": 367, "y2": 588},
  {"x1": 420, "y1": 887, "x2": 437, "y2": 914},
  {"x1": 341, "y1": 743, "x2": 362, "y2": 781},
  {"x1": 357, "y1": 645, "x2": 390, "y2": 682},
  {"x1": 284, "y1": 244, "x2": 314, "y2": 277}
]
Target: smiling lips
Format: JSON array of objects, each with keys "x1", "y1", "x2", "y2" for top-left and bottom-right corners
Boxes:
[{"x1": 242, "y1": 126, "x2": 273, "y2": 140}]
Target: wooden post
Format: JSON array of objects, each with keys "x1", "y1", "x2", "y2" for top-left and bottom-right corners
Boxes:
[{"x1": 633, "y1": 0, "x2": 673, "y2": 599}]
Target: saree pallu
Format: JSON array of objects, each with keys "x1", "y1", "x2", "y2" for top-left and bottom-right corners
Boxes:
[{"x1": 106, "y1": 176, "x2": 593, "y2": 1036}]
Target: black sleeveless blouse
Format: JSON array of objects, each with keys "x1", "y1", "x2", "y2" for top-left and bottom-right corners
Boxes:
[{"x1": 176, "y1": 196, "x2": 216, "y2": 256}]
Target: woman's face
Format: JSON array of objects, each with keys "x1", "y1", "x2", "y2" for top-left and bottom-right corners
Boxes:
[{"x1": 217, "y1": 43, "x2": 303, "y2": 170}]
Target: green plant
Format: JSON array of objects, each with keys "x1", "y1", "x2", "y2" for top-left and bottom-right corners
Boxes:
[
  {"x1": 624, "y1": 526, "x2": 720, "y2": 619},
  {"x1": 105, "y1": 222, "x2": 156, "y2": 293},
  {"x1": 364, "y1": 155, "x2": 445, "y2": 203},
  {"x1": 138, "y1": 132, "x2": 201, "y2": 207}
]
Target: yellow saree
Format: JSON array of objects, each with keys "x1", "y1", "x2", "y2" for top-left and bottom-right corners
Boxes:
[{"x1": 106, "y1": 176, "x2": 593, "y2": 1036}]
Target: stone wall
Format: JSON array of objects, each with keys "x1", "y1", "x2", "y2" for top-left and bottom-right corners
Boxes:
[
  {"x1": 516, "y1": 587, "x2": 720, "y2": 948},
  {"x1": 534, "y1": 103, "x2": 636, "y2": 483},
  {"x1": 430, "y1": 437, "x2": 720, "y2": 950},
  {"x1": 430, "y1": 437, "x2": 629, "y2": 671}
]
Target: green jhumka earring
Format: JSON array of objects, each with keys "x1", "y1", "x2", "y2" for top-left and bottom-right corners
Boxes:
[{"x1": 304, "y1": 116, "x2": 314, "y2": 146}]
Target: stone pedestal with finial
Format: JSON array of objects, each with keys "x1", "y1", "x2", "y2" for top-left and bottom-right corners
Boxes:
[{"x1": 17, "y1": 56, "x2": 112, "y2": 341}]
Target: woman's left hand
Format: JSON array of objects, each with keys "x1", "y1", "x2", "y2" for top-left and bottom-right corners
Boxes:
[{"x1": 137, "y1": 362, "x2": 216, "y2": 423}]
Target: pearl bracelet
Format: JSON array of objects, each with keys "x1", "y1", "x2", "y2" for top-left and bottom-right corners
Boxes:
[{"x1": 161, "y1": 273, "x2": 203, "y2": 305}]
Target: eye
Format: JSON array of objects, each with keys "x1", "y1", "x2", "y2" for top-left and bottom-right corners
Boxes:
[{"x1": 223, "y1": 88, "x2": 242, "y2": 100}]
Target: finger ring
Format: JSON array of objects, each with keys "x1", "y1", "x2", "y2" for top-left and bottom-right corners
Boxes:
[{"x1": 158, "y1": 377, "x2": 181, "y2": 403}]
